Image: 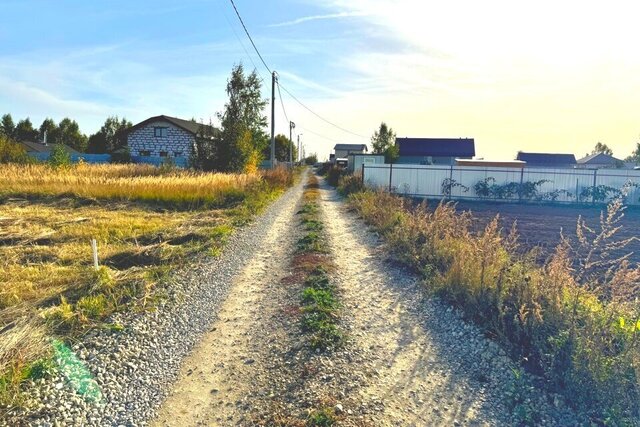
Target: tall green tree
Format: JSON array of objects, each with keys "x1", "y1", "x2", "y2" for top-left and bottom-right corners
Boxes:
[
  {"x1": 217, "y1": 63, "x2": 268, "y2": 172},
  {"x1": 14, "y1": 117, "x2": 39, "y2": 141},
  {"x1": 371, "y1": 122, "x2": 398, "y2": 163},
  {"x1": 191, "y1": 120, "x2": 222, "y2": 171},
  {"x1": 39, "y1": 118, "x2": 57, "y2": 143},
  {"x1": 56, "y1": 118, "x2": 88, "y2": 152},
  {"x1": 263, "y1": 134, "x2": 297, "y2": 162},
  {"x1": 1, "y1": 114, "x2": 15, "y2": 138},
  {"x1": 87, "y1": 116, "x2": 132, "y2": 153},
  {"x1": 591, "y1": 142, "x2": 613, "y2": 156}
]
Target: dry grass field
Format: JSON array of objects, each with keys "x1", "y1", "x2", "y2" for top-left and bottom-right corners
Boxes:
[{"x1": 0, "y1": 163, "x2": 293, "y2": 406}]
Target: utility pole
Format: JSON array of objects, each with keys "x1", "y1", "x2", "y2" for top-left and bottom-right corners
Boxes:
[
  {"x1": 297, "y1": 134, "x2": 302, "y2": 163},
  {"x1": 270, "y1": 71, "x2": 276, "y2": 168},
  {"x1": 289, "y1": 121, "x2": 295, "y2": 164}
]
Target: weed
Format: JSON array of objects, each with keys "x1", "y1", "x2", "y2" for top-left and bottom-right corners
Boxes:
[
  {"x1": 346, "y1": 187, "x2": 640, "y2": 421},
  {"x1": 307, "y1": 407, "x2": 336, "y2": 426}
]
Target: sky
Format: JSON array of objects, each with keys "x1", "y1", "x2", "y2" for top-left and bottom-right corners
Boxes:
[{"x1": 1, "y1": 0, "x2": 640, "y2": 160}]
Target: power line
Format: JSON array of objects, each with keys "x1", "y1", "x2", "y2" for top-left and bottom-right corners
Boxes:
[
  {"x1": 278, "y1": 82, "x2": 368, "y2": 139},
  {"x1": 228, "y1": 0, "x2": 272, "y2": 74},
  {"x1": 218, "y1": 1, "x2": 265, "y2": 82},
  {"x1": 226, "y1": 0, "x2": 367, "y2": 142}
]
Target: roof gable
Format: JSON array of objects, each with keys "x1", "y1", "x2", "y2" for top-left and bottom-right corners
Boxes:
[
  {"x1": 396, "y1": 138, "x2": 475, "y2": 157},
  {"x1": 516, "y1": 152, "x2": 577, "y2": 165},
  {"x1": 129, "y1": 115, "x2": 218, "y2": 136},
  {"x1": 577, "y1": 152, "x2": 621, "y2": 164},
  {"x1": 334, "y1": 144, "x2": 367, "y2": 151}
]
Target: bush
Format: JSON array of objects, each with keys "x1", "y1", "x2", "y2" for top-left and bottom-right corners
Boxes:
[
  {"x1": 325, "y1": 166, "x2": 345, "y2": 187},
  {"x1": 337, "y1": 173, "x2": 364, "y2": 196},
  {"x1": 48, "y1": 144, "x2": 72, "y2": 168},
  {"x1": 0, "y1": 134, "x2": 31, "y2": 164},
  {"x1": 347, "y1": 189, "x2": 640, "y2": 422},
  {"x1": 304, "y1": 154, "x2": 318, "y2": 165}
]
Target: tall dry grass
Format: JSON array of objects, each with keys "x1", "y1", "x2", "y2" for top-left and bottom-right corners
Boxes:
[
  {"x1": 347, "y1": 188, "x2": 640, "y2": 423},
  {"x1": 0, "y1": 163, "x2": 262, "y2": 207},
  {"x1": 0, "y1": 163, "x2": 296, "y2": 409}
]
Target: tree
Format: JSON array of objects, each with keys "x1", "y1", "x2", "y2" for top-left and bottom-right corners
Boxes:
[
  {"x1": 217, "y1": 63, "x2": 268, "y2": 172},
  {"x1": 371, "y1": 122, "x2": 396, "y2": 154},
  {"x1": 39, "y1": 118, "x2": 57, "y2": 143},
  {"x1": 591, "y1": 142, "x2": 613, "y2": 156},
  {"x1": 56, "y1": 118, "x2": 88, "y2": 152},
  {"x1": 87, "y1": 116, "x2": 132, "y2": 153},
  {"x1": 370, "y1": 122, "x2": 398, "y2": 163},
  {"x1": 625, "y1": 142, "x2": 640, "y2": 164},
  {"x1": 14, "y1": 118, "x2": 39, "y2": 141},
  {"x1": 0, "y1": 134, "x2": 31, "y2": 164},
  {"x1": 191, "y1": 120, "x2": 221, "y2": 171},
  {"x1": 263, "y1": 134, "x2": 297, "y2": 162},
  {"x1": 1, "y1": 114, "x2": 15, "y2": 138}
]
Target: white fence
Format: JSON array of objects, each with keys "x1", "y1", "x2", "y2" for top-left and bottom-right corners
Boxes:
[{"x1": 362, "y1": 164, "x2": 640, "y2": 205}]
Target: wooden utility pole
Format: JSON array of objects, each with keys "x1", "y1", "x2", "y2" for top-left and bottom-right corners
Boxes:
[
  {"x1": 289, "y1": 121, "x2": 295, "y2": 164},
  {"x1": 270, "y1": 71, "x2": 276, "y2": 168}
]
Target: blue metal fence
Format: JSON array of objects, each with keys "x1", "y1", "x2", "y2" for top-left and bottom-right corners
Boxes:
[{"x1": 28, "y1": 152, "x2": 189, "y2": 168}]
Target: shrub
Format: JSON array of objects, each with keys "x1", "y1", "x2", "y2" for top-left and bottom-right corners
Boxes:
[
  {"x1": 0, "y1": 134, "x2": 31, "y2": 164},
  {"x1": 337, "y1": 173, "x2": 363, "y2": 196},
  {"x1": 48, "y1": 144, "x2": 72, "y2": 168},
  {"x1": 347, "y1": 188, "x2": 640, "y2": 422},
  {"x1": 325, "y1": 166, "x2": 344, "y2": 187}
]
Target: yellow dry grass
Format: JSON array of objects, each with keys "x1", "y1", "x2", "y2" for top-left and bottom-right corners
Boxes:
[
  {"x1": 0, "y1": 163, "x2": 261, "y2": 206},
  {"x1": 0, "y1": 163, "x2": 295, "y2": 408}
]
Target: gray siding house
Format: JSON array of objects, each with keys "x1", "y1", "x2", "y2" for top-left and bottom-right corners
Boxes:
[
  {"x1": 333, "y1": 144, "x2": 368, "y2": 160},
  {"x1": 127, "y1": 115, "x2": 216, "y2": 160}
]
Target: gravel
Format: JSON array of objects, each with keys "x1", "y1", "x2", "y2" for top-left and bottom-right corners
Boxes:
[{"x1": 2, "y1": 181, "x2": 304, "y2": 427}]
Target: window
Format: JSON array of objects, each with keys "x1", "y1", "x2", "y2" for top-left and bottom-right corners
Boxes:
[
  {"x1": 159, "y1": 151, "x2": 168, "y2": 157},
  {"x1": 139, "y1": 150, "x2": 151, "y2": 157},
  {"x1": 173, "y1": 151, "x2": 183, "y2": 157},
  {"x1": 154, "y1": 127, "x2": 168, "y2": 137}
]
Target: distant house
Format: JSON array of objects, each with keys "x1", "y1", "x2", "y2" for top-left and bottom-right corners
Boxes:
[
  {"x1": 20, "y1": 140, "x2": 79, "y2": 155},
  {"x1": 333, "y1": 144, "x2": 367, "y2": 161},
  {"x1": 395, "y1": 137, "x2": 475, "y2": 165},
  {"x1": 127, "y1": 115, "x2": 217, "y2": 160},
  {"x1": 576, "y1": 152, "x2": 625, "y2": 169},
  {"x1": 516, "y1": 152, "x2": 577, "y2": 168}
]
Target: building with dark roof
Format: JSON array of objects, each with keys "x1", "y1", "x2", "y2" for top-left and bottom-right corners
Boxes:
[
  {"x1": 516, "y1": 152, "x2": 577, "y2": 168},
  {"x1": 19, "y1": 140, "x2": 79, "y2": 155},
  {"x1": 333, "y1": 144, "x2": 367, "y2": 160},
  {"x1": 127, "y1": 115, "x2": 218, "y2": 160},
  {"x1": 576, "y1": 152, "x2": 626, "y2": 169},
  {"x1": 395, "y1": 137, "x2": 475, "y2": 165}
]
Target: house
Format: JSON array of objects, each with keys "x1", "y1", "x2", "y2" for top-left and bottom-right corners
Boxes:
[
  {"x1": 127, "y1": 115, "x2": 217, "y2": 160},
  {"x1": 576, "y1": 152, "x2": 625, "y2": 169},
  {"x1": 516, "y1": 152, "x2": 577, "y2": 168},
  {"x1": 456, "y1": 159, "x2": 525, "y2": 168},
  {"x1": 395, "y1": 137, "x2": 475, "y2": 165},
  {"x1": 333, "y1": 144, "x2": 367, "y2": 161},
  {"x1": 19, "y1": 140, "x2": 79, "y2": 155}
]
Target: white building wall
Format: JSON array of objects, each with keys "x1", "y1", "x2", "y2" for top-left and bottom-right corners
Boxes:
[{"x1": 127, "y1": 121, "x2": 194, "y2": 157}]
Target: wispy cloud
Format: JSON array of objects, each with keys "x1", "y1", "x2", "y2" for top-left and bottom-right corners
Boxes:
[{"x1": 268, "y1": 11, "x2": 366, "y2": 28}]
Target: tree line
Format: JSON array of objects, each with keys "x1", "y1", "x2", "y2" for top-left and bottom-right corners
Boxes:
[{"x1": 0, "y1": 113, "x2": 132, "y2": 155}]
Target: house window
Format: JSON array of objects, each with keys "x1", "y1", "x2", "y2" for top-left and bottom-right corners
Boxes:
[
  {"x1": 159, "y1": 151, "x2": 168, "y2": 157},
  {"x1": 154, "y1": 127, "x2": 168, "y2": 137},
  {"x1": 173, "y1": 151, "x2": 183, "y2": 157},
  {"x1": 139, "y1": 150, "x2": 151, "y2": 157}
]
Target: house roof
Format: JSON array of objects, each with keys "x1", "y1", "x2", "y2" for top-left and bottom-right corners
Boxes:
[
  {"x1": 334, "y1": 144, "x2": 368, "y2": 152},
  {"x1": 396, "y1": 138, "x2": 475, "y2": 157},
  {"x1": 20, "y1": 141, "x2": 79, "y2": 154},
  {"x1": 577, "y1": 152, "x2": 622, "y2": 164},
  {"x1": 129, "y1": 115, "x2": 218, "y2": 136},
  {"x1": 516, "y1": 152, "x2": 577, "y2": 165}
]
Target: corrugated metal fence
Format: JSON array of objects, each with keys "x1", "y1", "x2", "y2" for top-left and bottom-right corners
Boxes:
[{"x1": 363, "y1": 164, "x2": 640, "y2": 205}]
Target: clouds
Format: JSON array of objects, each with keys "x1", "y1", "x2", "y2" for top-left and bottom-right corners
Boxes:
[{"x1": 268, "y1": 11, "x2": 367, "y2": 28}]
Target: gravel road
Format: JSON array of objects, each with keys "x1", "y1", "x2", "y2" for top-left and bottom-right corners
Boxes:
[
  {"x1": 4, "y1": 172, "x2": 581, "y2": 426},
  {"x1": 2, "y1": 177, "x2": 306, "y2": 427}
]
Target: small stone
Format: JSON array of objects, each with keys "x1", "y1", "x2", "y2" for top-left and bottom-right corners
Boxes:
[{"x1": 334, "y1": 403, "x2": 344, "y2": 414}]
